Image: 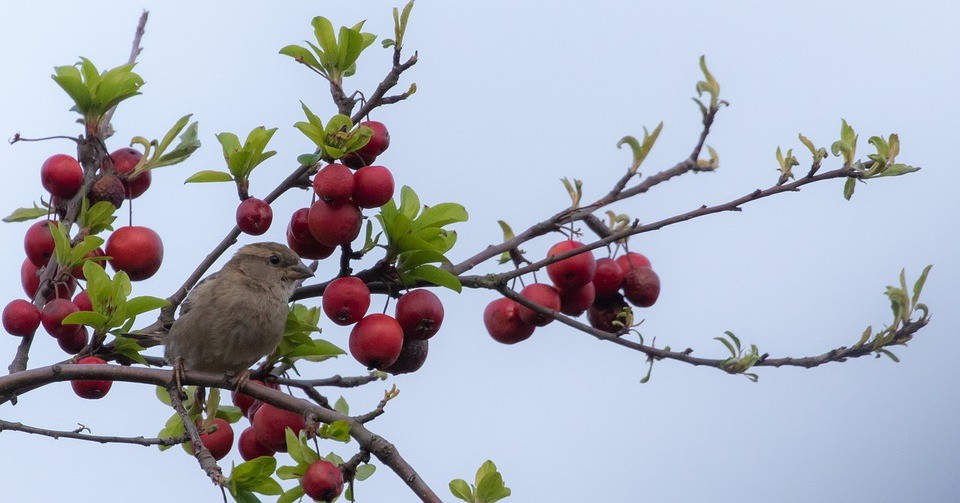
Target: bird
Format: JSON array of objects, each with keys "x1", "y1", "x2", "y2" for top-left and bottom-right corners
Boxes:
[{"x1": 165, "y1": 242, "x2": 313, "y2": 390}]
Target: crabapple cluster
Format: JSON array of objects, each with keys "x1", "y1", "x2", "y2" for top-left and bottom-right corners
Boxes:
[
  {"x1": 484, "y1": 240, "x2": 661, "y2": 343},
  {"x1": 5, "y1": 148, "x2": 164, "y2": 399}
]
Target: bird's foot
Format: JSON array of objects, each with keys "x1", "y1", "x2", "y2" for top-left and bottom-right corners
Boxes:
[
  {"x1": 172, "y1": 357, "x2": 188, "y2": 400},
  {"x1": 226, "y1": 369, "x2": 250, "y2": 393}
]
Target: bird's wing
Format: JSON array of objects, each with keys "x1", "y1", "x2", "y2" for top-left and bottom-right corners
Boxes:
[{"x1": 179, "y1": 271, "x2": 219, "y2": 317}]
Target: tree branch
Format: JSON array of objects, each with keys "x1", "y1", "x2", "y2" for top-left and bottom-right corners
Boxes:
[
  {"x1": 0, "y1": 418, "x2": 187, "y2": 447},
  {"x1": 167, "y1": 385, "x2": 226, "y2": 486}
]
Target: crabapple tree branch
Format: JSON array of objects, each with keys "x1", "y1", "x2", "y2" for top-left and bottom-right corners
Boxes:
[
  {"x1": 0, "y1": 418, "x2": 188, "y2": 447},
  {"x1": 167, "y1": 385, "x2": 227, "y2": 486}
]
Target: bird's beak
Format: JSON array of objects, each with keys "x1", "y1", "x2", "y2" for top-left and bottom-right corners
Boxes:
[{"x1": 287, "y1": 262, "x2": 315, "y2": 280}]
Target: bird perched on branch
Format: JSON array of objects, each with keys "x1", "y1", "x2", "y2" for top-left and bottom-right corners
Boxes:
[{"x1": 165, "y1": 242, "x2": 313, "y2": 390}]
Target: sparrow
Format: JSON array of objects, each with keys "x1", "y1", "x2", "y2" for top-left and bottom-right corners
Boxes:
[{"x1": 165, "y1": 242, "x2": 313, "y2": 389}]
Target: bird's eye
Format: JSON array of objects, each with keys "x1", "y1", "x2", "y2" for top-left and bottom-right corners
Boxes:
[{"x1": 269, "y1": 255, "x2": 280, "y2": 265}]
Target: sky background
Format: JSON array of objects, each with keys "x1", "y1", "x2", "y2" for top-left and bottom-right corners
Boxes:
[{"x1": 0, "y1": 1, "x2": 958, "y2": 502}]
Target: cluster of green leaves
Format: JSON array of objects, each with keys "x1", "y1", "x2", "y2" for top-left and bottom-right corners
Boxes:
[
  {"x1": 78, "y1": 199, "x2": 118, "y2": 235},
  {"x1": 775, "y1": 146, "x2": 799, "y2": 184},
  {"x1": 449, "y1": 460, "x2": 512, "y2": 503},
  {"x1": 277, "y1": 429, "x2": 376, "y2": 503},
  {"x1": 280, "y1": 17, "x2": 376, "y2": 84},
  {"x1": 227, "y1": 456, "x2": 283, "y2": 503},
  {"x1": 154, "y1": 386, "x2": 243, "y2": 451},
  {"x1": 617, "y1": 122, "x2": 663, "y2": 175},
  {"x1": 376, "y1": 186, "x2": 468, "y2": 292},
  {"x1": 382, "y1": 1, "x2": 416, "y2": 50},
  {"x1": 186, "y1": 127, "x2": 277, "y2": 184},
  {"x1": 62, "y1": 262, "x2": 167, "y2": 362},
  {"x1": 51, "y1": 58, "x2": 143, "y2": 124},
  {"x1": 294, "y1": 105, "x2": 372, "y2": 165},
  {"x1": 715, "y1": 331, "x2": 761, "y2": 382},
  {"x1": 854, "y1": 266, "x2": 933, "y2": 362},
  {"x1": 836, "y1": 121, "x2": 920, "y2": 199},
  {"x1": 693, "y1": 55, "x2": 721, "y2": 115},
  {"x1": 270, "y1": 304, "x2": 345, "y2": 372},
  {"x1": 798, "y1": 133, "x2": 828, "y2": 172},
  {"x1": 127, "y1": 114, "x2": 202, "y2": 177}
]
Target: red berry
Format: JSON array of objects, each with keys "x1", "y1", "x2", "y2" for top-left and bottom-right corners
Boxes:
[
  {"x1": 356, "y1": 121, "x2": 390, "y2": 159},
  {"x1": 301, "y1": 460, "x2": 344, "y2": 502},
  {"x1": 483, "y1": 298, "x2": 535, "y2": 344},
  {"x1": 70, "y1": 356, "x2": 112, "y2": 399},
  {"x1": 40, "y1": 154, "x2": 83, "y2": 198},
  {"x1": 615, "y1": 252, "x2": 651, "y2": 273},
  {"x1": 307, "y1": 200, "x2": 362, "y2": 247},
  {"x1": 516, "y1": 283, "x2": 561, "y2": 327},
  {"x1": 236, "y1": 198, "x2": 273, "y2": 236},
  {"x1": 24, "y1": 220, "x2": 57, "y2": 268},
  {"x1": 286, "y1": 208, "x2": 336, "y2": 260},
  {"x1": 238, "y1": 426, "x2": 276, "y2": 461},
  {"x1": 106, "y1": 226, "x2": 163, "y2": 281},
  {"x1": 395, "y1": 289, "x2": 444, "y2": 341},
  {"x1": 190, "y1": 418, "x2": 234, "y2": 461},
  {"x1": 313, "y1": 163, "x2": 355, "y2": 204},
  {"x1": 40, "y1": 298, "x2": 81, "y2": 338},
  {"x1": 2, "y1": 299, "x2": 41, "y2": 337},
  {"x1": 545, "y1": 240, "x2": 596, "y2": 290},
  {"x1": 57, "y1": 326, "x2": 89, "y2": 354},
  {"x1": 622, "y1": 267, "x2": 660, "y2": 307},
  {"x1": 592, "y1": 258, "x2": 625, "y2": 298},
  {"x1": 352, "y1": 165, "x2": 395, "y2": 208},
  {"x1": 20, "y1": 258, "x2": 39, "y2": 299},
  {"x1": 111, "y1": 147, "x2": 151, "y2": 199},
  {"x1": 322, "y1": 277, "x2": 370, "y2": 326},
  {"x1": 252, "y1": 404, "x2": 305, "y2": 453},
  {"x1": 384, "y1": 339, "x2": 429, "y2": 375},
  {"x1": 349, "y1": 314, "x2": 404, "y2": 369},
  {"x1": 559, "y1": 282, "x2": 596, "y2": 316}
]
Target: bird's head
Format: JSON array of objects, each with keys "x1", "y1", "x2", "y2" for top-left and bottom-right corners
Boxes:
[{"x1": 228, "y1": 242, "x2": 314, "y2": 288}]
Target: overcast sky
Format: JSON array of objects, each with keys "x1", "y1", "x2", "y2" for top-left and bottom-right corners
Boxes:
[{"x1": 0, "y1": 1, "x2": 958, "y2": 502}]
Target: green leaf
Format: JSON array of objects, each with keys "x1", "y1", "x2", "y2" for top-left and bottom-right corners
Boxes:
[
  {"x1": 475, "y1": 461, "x2": 497, "y2": 488},
  {"x1": 276, "y1": 465, "x2": 305, "y2": 481},
  {"x1": 155, "y1": 385, "x2": 173, "y2": 406},
  {"x1": 185, "y1": 170, "x2": 233, "y2": 183},
  {"x1": 50, "y1": 222, "x2": 71, "y2": 266},
  {"x1": 319, "y1": 420, "x2": 351, "y2": 443},
  {"x1": 355, "y1": 463, "x2": 376, "y2": 481},
  {"x1": 123, "y1": 296, "x2": 170, "y2": 318},
  {"x1": 843, "y1": 177, "x2": 856, "y2": 200},
  {"x1": 497, "y1": 221, "x2": 516, "y2": 265},
  {"x1": 399, "y1": 186, "x2": 421, "y2": 219},
  {"x1": 476, "y1": 472, "x2": 511, "y2": 503},
  {"x1": 80, "y1": 201, "x2": 117, "y2": 234},
  {"x1": 149, "y1": 119, "x2": 202, "y2": 169},
  {"x1": 3, "y1": 203, "x2": 50, "y2": 223},
  {"x1": 334, "y1": 396, "x2": 349, "y2": 415},
  {"x1": 232, "y1": 490, "x2": 260, "y2": 503},
  {"x1": 279, "y1": 45, "x2": 322, "y2": 71},
  {"x1": 406, "y1": 264, "x2": 461, "y2": 292},
  {"x1": 912, "y1": 265, "x2": 933, "y2": 308},
  {"x1": 285, "y1": 428, "x2": 308, "y2": 465},
  {"x1": 215, "y1": 405, "x2": 244, "y2": 424},
  {"x1": 277, "y1": 485, "x2": 305, "y2": 503},
  {"x1": 297, "y1": 153, "x2": 323, "y2": 167},
  {"x1": 877, "y1": 163, "x2": 920, "y2": 177},
  {"x1": 713, "y1": 336, "x2": 737, "y2": 357},
  {"x1": 414, "y1": 203, "x2": 469, "y2": 231},
  {"x1": 449, "y1": 479, "x2": 473, "y2": 502},
  {"x1": 157, "y1": 412, "x2": 186, "y2": 451},
  {"x1": 230, "y1": 457, "x2": 278, "y2": 486},
  {"x1": 112, "y1": 336, "x2": 147, "y2": 364},
  {"x1": 62, "y1": 311, "x2": 108, "y2": 327}
]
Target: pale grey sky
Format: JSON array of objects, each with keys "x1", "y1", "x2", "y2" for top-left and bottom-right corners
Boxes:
[{"x1": 0, "y1": 1, "x2": 957, "y2": 502}]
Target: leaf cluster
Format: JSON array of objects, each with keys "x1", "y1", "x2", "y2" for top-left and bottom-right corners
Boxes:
[
  {"x1": 186, "y1": 126, "x2": 277, "y2": 184},
  {"x1": 449, "y1": 460, "x2": 511, "y2": 503},
  {"x1": 376, "y1": 186, "x2": 468, "y2": 292},
  {"x1": 280, "y1": 17, "x2": 377, "y2": 84},
  {"x1": 51, "y1": 58, "x2": 143, "y2": 124},
  {"x1": 294, "y1": 104, "x2": 373, "y2": 162},
  {"x1": 127, "y1": 114, "x2": 202, "y2": 176}
]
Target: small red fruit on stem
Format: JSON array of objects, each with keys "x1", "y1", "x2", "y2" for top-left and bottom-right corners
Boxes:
[
  {"x1": 352, "y1": 165, "x2": 395, "y2": 208},
  {"x1": 111, "y1": 147, "x2": 151, "y2": 199},
  {"x1": 252, "y1": 404, "x2": 306, "y2": 453},
  {"x1": 70, "y1": 356, "x2": 112, "y2": 399},
  {"x1": 322, "y1": 277, "x2": 371, "y2": 326},
  {"x1": 395, "y1": 289, "x2": 444, "y2": 340},
  {"x1": 40, "y1": 154, "x2": 83, "y2": 198},
  {"x1": 238, "y1": 426, "x2": 276, "y2": 461},
  {"x1": 313, "y1": 163, "x2": 355, "y2": 204},
  {"x1": 236, "y1": 198, "x2": 273, "y2": 236},
  {"x1": 2, "y1": 300, "x2": 42, "y2": 337},
  {"x1": 301, "y1": 460, "x2": 344, "y2": 502},
  {"x1": 349, "y1": 314, "x2": 404, "y2": 369},
  {"x1": 40, "y1": 298, "x2": 81, "y2": 338},
  {"x1": 483, "y1": 298, "x2": 536, "y2": 344},
  {"x1": 190, "y1": 418, "x2": 235, "y2": 460},
  {"x1": 516, "y1": 283, "x2": 561, "y2": 327},
  {"x1": 616, "y1": 252, "x2": 651, "y2": 272},
  {"x1": 546, "y1": 240, "x2": 596, "y2": 290},
  {"x1": 356, "y1": 121, "x2": 390, "y2": 159},
  {"x1": 622, "y1": 267, "x2": 660, "y2": 307},
  {"x1": 592, "y1": 258, "x2": 625, "y2": 298},
  {"x1": 24, "y1": 220, "x2": 57, "y2": 268},
  {"x1": 307, "y1": 200, "x2": 362, "y2": 247},
  {"x1": 106, "y1": 226, "x2": 164, "y2": 281}
]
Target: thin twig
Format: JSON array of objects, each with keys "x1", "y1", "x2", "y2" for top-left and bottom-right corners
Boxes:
[
  {"x1": 167, "y1": 384, "x2": 226, "y2": 487},
  {"x1": 0, "y1": 418, "x2": 187, "y2": 447}
]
